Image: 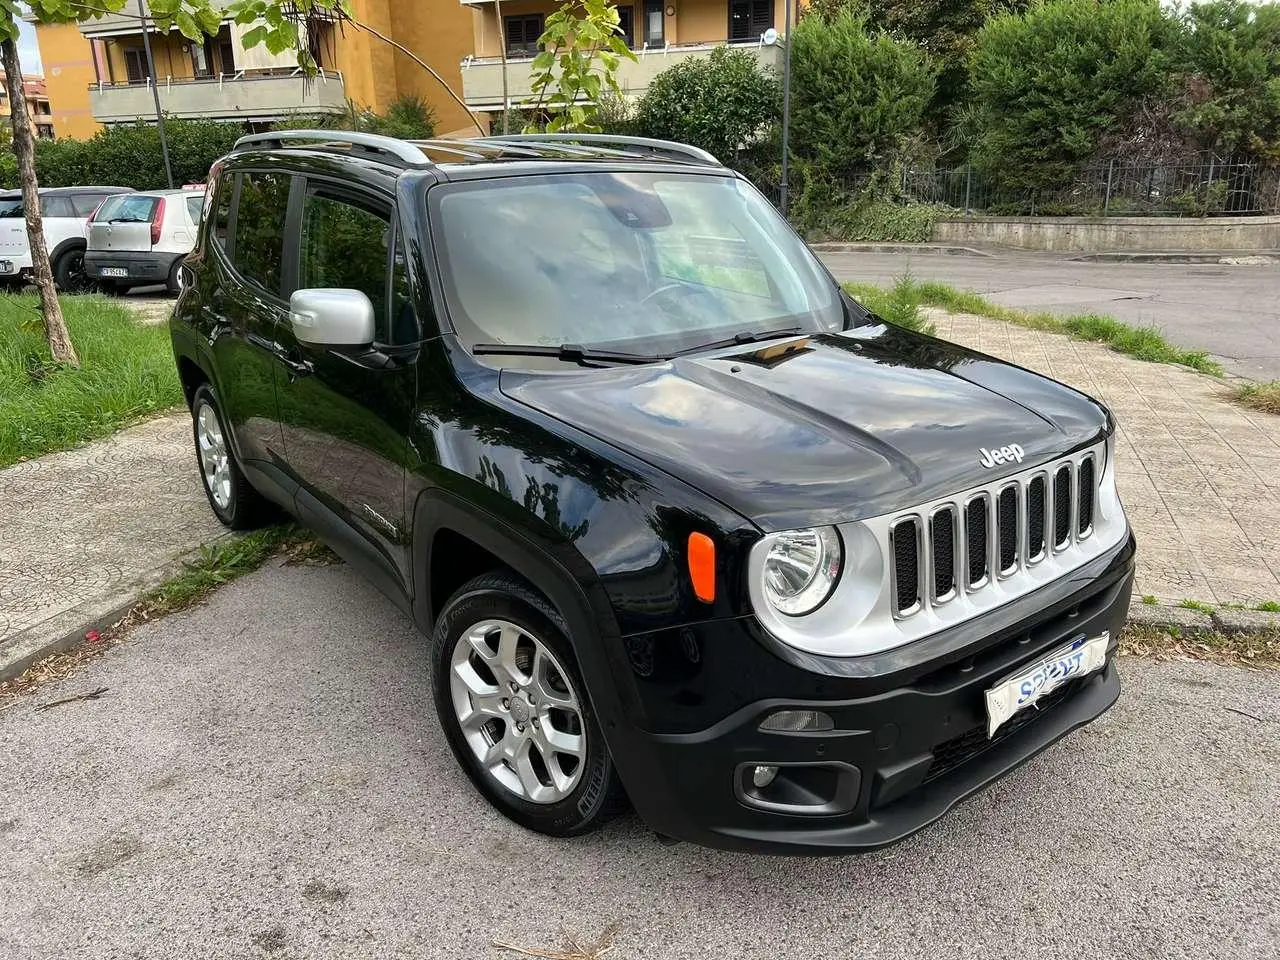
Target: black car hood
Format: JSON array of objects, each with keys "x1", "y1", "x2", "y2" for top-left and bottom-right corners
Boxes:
[{"x1": 499, "y1": 325, "x2": 1109, "y2": 532}]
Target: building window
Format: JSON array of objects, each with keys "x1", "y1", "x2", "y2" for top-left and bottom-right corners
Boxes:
[
  {"x1": 643, "y1": 0, "x2": 664, "y2": 46},
  {"x1": 36, "y1": 125, "x2": 54, "y2": 140},
  {"x1": 617, "y1": 6, "x2": 635, "y2": 48},
  {"x1": 216, "y1": 29, "x2": 236, "y2": 75},
  {"x1": 192, "y1": 39, "x2": 213, "y2": 78},
  {"x1": 729, "y1": 0, "x2": 773, "y2": 42},
  {"x1": 504, "y1": 14, "x2": 545, "y2": 56},
  {"x1": 123, "y1": 47, "x2": 148, "y2": 83}
]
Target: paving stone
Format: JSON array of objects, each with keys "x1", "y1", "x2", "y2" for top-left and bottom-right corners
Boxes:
[
  {"x1": 1126, "y1": 602, "x2": 1216, "y2": 636},
  {"x1": 1212, "y1": 607, "x2": 1280, "y2": 636}
]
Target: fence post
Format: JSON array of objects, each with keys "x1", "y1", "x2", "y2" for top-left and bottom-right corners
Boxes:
[
  {"x1": 964, "y1": 164, "x2": 972, "y2": 214},
  {"x1": 1103, "y1": 159, "x2": 1114, "y2": 217}
]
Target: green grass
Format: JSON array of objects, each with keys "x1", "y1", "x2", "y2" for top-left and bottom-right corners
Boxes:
[
  {"x1": 1257, "y1": 601, "x2": 1280, "y2": 613},
  {"x1": 0, "y1": 293, "x2": 183, "y2": 467},
  {"x1": 1142, "y1": 595, "x2": 1159, "y2": 605},
  {"x1": 1178, "y1": 598, "x2": 1215, "y2": 614},
  {"x1": 1233, "y1": 381, "x2": 1280, "y2": 416},
  {"x1": 846, "y1": 279, "x2": 1224, "y2": 376},
  {"x1": 843, "y1": 276, "x2": 936, "y2": 336}
]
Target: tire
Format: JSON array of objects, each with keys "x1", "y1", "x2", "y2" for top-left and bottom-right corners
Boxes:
[
  {"x1": 190, "y1": 383, "x2": 271, "y2": 530},
  {"x1": 432, "y1": 572, "x2": 627, "y2": 837},
  {"x1": 166, "y1": 259, "x2": 185, "y2": 297},
  {"x1": 53, "y1": 246, "x2": 89, "y2": 293}
]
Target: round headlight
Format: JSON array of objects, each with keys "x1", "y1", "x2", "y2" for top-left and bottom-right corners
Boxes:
[{"x1": 761, "y1": 527, "x2": 843, "y2": 616}]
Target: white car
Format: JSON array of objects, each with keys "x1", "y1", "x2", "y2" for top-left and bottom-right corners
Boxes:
[
  {"x1": 0, "y1": 186, "x2": 134, "y2": 291},
  {"x1": 84, "y1": 188, "x2": 205, "y2": 295}
]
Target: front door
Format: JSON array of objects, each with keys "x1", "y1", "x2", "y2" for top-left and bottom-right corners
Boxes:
[{"x1": 274, "y1": 179, "x2": 418, "y2": 594}]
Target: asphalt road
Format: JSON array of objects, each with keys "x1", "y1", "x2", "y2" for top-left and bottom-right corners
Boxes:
[
  {"x1": 2, "y1": 562, "x2": 1277, "y2": 960},
  {"x1": 818, "y1": 250, "x2": 1280, "y2": 380}
]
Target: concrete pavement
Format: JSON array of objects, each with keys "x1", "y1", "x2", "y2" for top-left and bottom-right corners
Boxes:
[
  {"x1": 818, "y1": 249, "x2": 1280, "y2": 380},
  {"x1": 1, "y1": 562, "x2": 1276, "y2": 960}
]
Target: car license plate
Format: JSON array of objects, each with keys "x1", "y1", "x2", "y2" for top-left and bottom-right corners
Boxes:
[
  {"x1": 985, "y1": 632, "x2": 1110, "y2": 737},
  {"x1": 100, "y1": 267, "x2": 129, "y2": 278},
  {"x1": 0, "y1": 260, "x2": 13, "y2": 275}
]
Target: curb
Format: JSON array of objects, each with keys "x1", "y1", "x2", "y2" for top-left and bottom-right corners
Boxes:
[
  {"x1": 809, "y1": 242, "x2": 996, "y2": 258},
  {"x1": 0, "y1": 541, "x2": 226, "y2": 684},
  {"x1": 1126, "y1": 600, "x2": 1280, "y2": 638},
  {"x1": 1069, "y1": 251, "x2": 1279, "y2": 265}
]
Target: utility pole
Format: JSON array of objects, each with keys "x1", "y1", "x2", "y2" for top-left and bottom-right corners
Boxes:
[
  {"x1": 780, "y1": 0, "x2": 794, "y2": 216},
  {"x1": 139, "y1": 0, "x2": 175, "y2": 188}
]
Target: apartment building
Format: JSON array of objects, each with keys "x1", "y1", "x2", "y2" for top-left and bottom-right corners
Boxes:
[
  {"x1": 0, "y1": 73, "x2": 55, "y2": 140},
  {"x1": 458, "y1": 0, "x2": 790, "y2": 116},
  {"x1": 33, "y1": 0, "x2": 476, "y2": 139}
]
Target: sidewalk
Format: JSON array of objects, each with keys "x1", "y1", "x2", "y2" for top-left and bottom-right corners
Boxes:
[
  {"x1": 932, "y1": 308, "x2": 1280, "y2": 604},
  {"x1": 0, "y1": 413, "x2": 225, "y2": 677}
]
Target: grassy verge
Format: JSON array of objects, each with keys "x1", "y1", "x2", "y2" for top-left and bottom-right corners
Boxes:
[
  {"x1": 1119, "y1": 624, "x2": 1279, "y2": 669},
  {"x1": 843, "y1": 276, "x2": 936, "y2": 336},
  {"x1": 0, "y1": 293, "x2": 183, "y2": 467},
  {"x1": 1233, "y1": 381, "x2": 1280, "y2": 416},
  {"x1": 844, "y1": 279, "x2": 1224, "y2": 376},
  {"x1": 0, "y1": 526, "x2": 338, "y2": 708}
]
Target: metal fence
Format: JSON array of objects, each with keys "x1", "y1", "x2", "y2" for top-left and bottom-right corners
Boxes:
[{"x1": 897, "y1": 158, "x2": 1280, "y2": 217}]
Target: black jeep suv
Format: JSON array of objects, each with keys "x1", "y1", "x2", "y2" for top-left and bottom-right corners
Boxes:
[{"x1": 170, "y1": 131, "x2": 1135, "y2": 854}]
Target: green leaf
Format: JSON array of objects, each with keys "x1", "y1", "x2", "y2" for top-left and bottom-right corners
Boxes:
[{"x1": 239, "y1": 24, "x2": 270, "y2": 49}]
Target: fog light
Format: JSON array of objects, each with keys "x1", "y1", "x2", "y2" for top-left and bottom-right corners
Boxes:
[
  {"x1": 759, "y1": 709, "x2": 834, "y2": 732},
  {"x1": 752, "y1": 764, "x2": 779, "y2": 788}
]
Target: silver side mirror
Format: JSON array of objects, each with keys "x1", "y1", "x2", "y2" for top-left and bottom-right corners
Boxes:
[{"x1": 289, "y1": 288, "x2": 375, "y2": 348}]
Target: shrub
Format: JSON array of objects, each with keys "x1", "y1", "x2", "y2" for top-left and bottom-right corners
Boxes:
[
  {"x1": 967, "y1": 0, "x2": 1173, "y2": 191},
  {"x1": 635, "y1": 45, "x2": 780, "y2": 163},
  {"x1": 788, "y1": 12, "x2": 935, "y2": 180}
]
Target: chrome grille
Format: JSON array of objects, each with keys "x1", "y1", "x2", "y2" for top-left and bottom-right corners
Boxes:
[{"x1": 891, "y1": 449, "x2": 1104, "y2": 618}]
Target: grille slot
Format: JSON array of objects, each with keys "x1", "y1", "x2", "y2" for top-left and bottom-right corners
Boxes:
[
  {"x1": 888, "y1": 446, "x2": 1105, "y2": 621},
  {"x1": 931, "y1": 508, "x2": 957, "y2": 602},
  {"x1": 1053, "y1": 465, "x2": 1072, "y2": 549},
  {"x1": 891, "y1": 518, "x2": 921, "y2": 615},
  {"x1": 1027, "y1": 475, "x2": 1047, "y2": 561},
  {"x1": 965, "y1": 496, "x2": 989, "y2": 587},
  {"x1": 1077, "y1": 457, "x2": 1095, "y2": 536},
  {"x1": 997, "y1": 486, "x2": 1019, "y2": 574}
]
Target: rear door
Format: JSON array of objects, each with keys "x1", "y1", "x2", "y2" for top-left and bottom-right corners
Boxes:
[{"x1": 88, "y1": 194, "x2": 157, "y2": 252}]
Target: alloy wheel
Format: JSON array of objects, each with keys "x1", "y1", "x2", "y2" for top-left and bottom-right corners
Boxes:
[
  {"x1": 196, "y1": 402, "x2": 232, "y2": 509},
  {"x1": 449, "y1": 618, "x2": 587, "y2": 804}
]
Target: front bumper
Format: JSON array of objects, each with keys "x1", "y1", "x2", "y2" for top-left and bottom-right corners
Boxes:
[
  {"x1": 84, "y1": 250, "x2": 182, "y2": 284},
  {"x1": 608, "y1": 532, "x2": 1135, "y2": 854}
]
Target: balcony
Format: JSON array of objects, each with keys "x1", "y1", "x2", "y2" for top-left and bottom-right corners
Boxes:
[
  {"x1": 88, "y1": 71, "x2": 348, "y2": 124},
  {"x1": 459, "y1": 41, "x2": 784, "y2": 112}
]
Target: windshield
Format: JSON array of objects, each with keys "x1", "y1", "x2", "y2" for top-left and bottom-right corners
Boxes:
[
  {"x1": 430, "y1": 172, "x2": 842, "y2": 357},
  {"x1": 96, "y1": 194, "x2": 158, "y2": 223}
]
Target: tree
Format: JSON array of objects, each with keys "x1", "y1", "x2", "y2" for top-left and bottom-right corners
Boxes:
[
  {"x1": 525, "y1": 0, "x2": 637, "y2": 133},
  {"x1": 966, "y1": 0, "x2": 1173, "y2": 190},
  {"x1": 635, "y1": 46, "x2": 781, "y2": 162}
]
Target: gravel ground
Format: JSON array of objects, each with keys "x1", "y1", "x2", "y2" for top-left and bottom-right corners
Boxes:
[{"x1": 2, "y1": 562, "x2": 1277, "y2": 960}]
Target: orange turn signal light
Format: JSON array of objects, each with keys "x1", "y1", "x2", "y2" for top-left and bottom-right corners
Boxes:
[{"x1": 688, "y1": 532, "x2": 716, "y2": 603}]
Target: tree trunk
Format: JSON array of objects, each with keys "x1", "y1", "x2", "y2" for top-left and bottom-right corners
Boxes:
[
  {"x1": 495, "y1": 0, "x2": 510, "y2": 134},
  {"x1": 1, "y1": 38, "x2": 77, "y2": 366}
]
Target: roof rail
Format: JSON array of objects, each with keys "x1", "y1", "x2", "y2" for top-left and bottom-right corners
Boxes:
[
  {"x1": 483, "y1": 133, "x2": 722, "y2": 167},
  {"x1": 232, "y1": 130, "x2": 435, "y2": 168}
]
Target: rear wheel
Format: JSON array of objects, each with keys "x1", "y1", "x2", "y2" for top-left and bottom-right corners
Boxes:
[
  {"x1": 166, "y1": 259, "x2": 186, "y2": 296},
  {"x1": 190, "y1": 383, "x2": 270, "y2": 530},
  {"x1": 432, "y1": 573, "x2": 627, "y2": 837},
  {"x1": 53, "y1": 247, "x2": 89, "y2": 293}
]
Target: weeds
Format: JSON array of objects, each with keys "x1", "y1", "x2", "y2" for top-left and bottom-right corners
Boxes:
[
  {"x1": 1178, "y1": 599, "x2": 1215, "y2": 614},
  {"x1": 1232, "y1": 381, "x2": 1280, "y2": 416},
  {"x1": 843, "y1": 275, "x2": 936, "y2": 336}
]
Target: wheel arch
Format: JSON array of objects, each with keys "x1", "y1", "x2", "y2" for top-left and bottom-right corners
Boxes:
[{"x1": 48, "y1": 236, "x2": 86, "y2": 265}]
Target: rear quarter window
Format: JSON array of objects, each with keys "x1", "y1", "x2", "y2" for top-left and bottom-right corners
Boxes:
[
  {"x1": 71, "y1": 195, "x2": 104, "y2": 217},
  {"x1": 42, "y1": 196, "x2": 74, "y2": 218},
  {"x1": 231, "y1": 172, "x2": 291, "y2": 297},
  {"x1": 185, "y1": 194, "x2": 204, "y2": 225}
]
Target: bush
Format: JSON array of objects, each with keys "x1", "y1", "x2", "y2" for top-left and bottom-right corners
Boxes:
[
  {"x1": 273, "y1": 95, "x2": 437, "y2": 140},
  {"x1": 967, "y1": 0, "x2": 1173, "y2": 190},
  {"x1": 788, "y1": 12, "x2": 935, "y2": 179},
  {"x1": 634, "y1": 45, "x2": 780, "y2": 163}
]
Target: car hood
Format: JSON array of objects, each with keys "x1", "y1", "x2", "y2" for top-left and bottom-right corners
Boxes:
[{"x1": 499, "y1": 326, "x2": 1110, "y2": 532}]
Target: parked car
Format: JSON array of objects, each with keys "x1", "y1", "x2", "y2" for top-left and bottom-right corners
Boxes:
[
  {"x1": 0, "y1": 185, "x2": 134, "y2": 291},
  {"x1": 84, "y1": 188, "x2": 205, "y2": 295},
  {"x1": 170, "y1": 131, "x2": 1135, "y2": 854}
]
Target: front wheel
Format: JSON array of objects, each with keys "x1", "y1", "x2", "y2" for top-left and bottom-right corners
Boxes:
[
  {"x1": 190, "y1": 384, "x2": 270, "y2": 530},
  {"x1": 432, "y1": 573, "x2": 627, "y2": 837}
]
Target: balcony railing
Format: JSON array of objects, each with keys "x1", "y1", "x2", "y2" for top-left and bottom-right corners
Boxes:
[
  {"x1": 459, "y1": 40, "x2": 783, "y2": 110},
  {"x1": 88, "y1": 70, "x2": 347, "y2": 123}
]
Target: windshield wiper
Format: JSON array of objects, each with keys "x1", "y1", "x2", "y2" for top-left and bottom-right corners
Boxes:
[
  {"x1": 673, "y1": 326, "x2": 804, "y2": 357},
  {"x1": 107, "y1": 217, "x2": 151, "y2": 224},
  {"x1": 471, "y1": 342, "x2": 667, "y2": 366}
]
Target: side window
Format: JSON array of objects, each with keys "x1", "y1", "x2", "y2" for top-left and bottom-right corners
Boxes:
[
  {"x1": 43, "y1": 196, "x2": 74, "y2": 218},
  {"x1": 70, "y1": 194, "x2": 104, "y2": 218},
  {"x1": 185, "y1": 194, "x2": 204, "y2": 226},
  {"x1": 298, "y1": 187, "x2": 394, "y2": 340},
  {"x1": 211, "y1": 173, "x2": 234, "y2": 251},
  {"x1": 231, "y1": 172, "x2": 291, "y2": 296}
]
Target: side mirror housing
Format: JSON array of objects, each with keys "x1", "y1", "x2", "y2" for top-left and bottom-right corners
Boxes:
[{"x1": 290, "y1": 288, "x2": 375, "y2": 348}]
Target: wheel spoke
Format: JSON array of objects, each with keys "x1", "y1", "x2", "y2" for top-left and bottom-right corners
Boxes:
[
  {"x1": 532, "y1": 647, "x2": 576, "y2": 708},
  {"x1": 540, "y1": 721, "x2": 584, "y2": 758},
  {"x1": 453, "y1": 659, "x2": 500, "y2": 701},
  {"x1": 512, "y1": 739, "x2": 549, "y2": 802},
  {"x1": 495, "y1": 623, "x2": 525, "y2": 682}
]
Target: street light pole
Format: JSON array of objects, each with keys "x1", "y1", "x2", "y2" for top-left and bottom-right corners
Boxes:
[
  {"x1": 780, "y1": 0, "x2": 793, "y2": 216},
  {"x1": 138, "y1": 0, "x2": 175, "y2": 188}
]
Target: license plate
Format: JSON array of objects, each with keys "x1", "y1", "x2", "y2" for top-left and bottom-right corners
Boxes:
[
  {"x1": 99, "y1": 267, "x2": 129, "y2": 278},
  {"x1": 985, "y1": 632, "x2": 1110, "y2": 737},
  {"x1": 0, "y1": 260, "x2": 13, "y2": 274}
]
